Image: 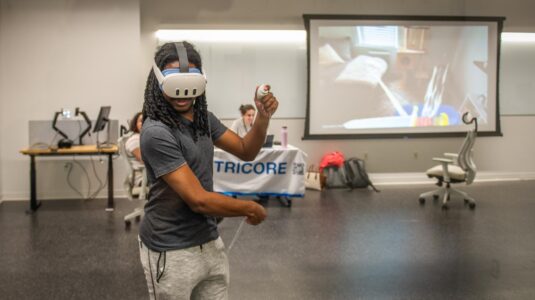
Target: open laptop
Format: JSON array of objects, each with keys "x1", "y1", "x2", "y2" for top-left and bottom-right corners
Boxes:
[{"x1": 262, "y1": 134, "x2": 274, "y2": 148}]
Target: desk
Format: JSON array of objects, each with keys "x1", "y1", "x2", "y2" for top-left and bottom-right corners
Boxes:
[
  {"x1": 20, "y1": 145, "x2": 118, "y2": 212},
  {"x1": 213, "y1": 146, "x2": 307, "y2": 206}
]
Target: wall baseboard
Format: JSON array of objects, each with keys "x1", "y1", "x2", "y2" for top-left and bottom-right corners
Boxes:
[
  {"x1": 0, "y1": 189, "x2": 127, "y2": 202},
  {"x1": 370, "y1": 171, "x2": 535, "y2": 185},
  {"x1": 1, "y1": 171, "x2": 534, "y2": 202}
]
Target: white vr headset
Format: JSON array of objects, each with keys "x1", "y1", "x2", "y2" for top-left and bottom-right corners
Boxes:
[{"x1": 152, "y1": 42, "x2": 207, "y2": 99}]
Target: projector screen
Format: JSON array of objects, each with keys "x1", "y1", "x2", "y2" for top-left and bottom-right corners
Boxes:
[{"x1": 303, "y1": 15, "x2": 505, "y2": 139}]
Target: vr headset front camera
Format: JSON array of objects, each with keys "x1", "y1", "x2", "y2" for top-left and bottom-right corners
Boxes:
[{"x1": 152, "y1": 42, "x2": 207, "y2": 99}]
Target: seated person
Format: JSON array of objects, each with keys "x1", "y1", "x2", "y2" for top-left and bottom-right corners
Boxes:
[
  {"x1": 230, "y1": 104, "x2": 256, "y2": 138},
  {"x1": 125, "y1": 112, "x2": 144, "y2": 186}
]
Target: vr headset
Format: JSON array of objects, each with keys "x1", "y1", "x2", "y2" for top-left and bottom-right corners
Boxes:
[{"x1": 152, "y1": 42, "x2": 207, "y2": 99}]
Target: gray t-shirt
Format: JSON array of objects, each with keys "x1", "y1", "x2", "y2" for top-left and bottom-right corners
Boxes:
[{"x1": 139, "y1": 113, "x2": 227, "y2": 252}]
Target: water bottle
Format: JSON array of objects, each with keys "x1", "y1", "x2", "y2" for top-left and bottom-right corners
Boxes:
[{"x1": 281, "y1": 126, "x2": 288, "y2": 148}]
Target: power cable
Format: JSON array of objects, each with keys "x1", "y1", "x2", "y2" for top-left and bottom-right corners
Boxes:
[
  {"x1": 65, "y1": 162, "x2": 85, "y2": 199},
  {"x1": 72, "y1": 156, "x2": 92, "y2": 199},
  {"x1": 88, "y1": 155, "x2": 108, "y2": 199}
]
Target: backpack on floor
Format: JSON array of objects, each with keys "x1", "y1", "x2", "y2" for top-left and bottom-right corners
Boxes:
[{"x1": 344, "y1": 157, "x2": 379, "y2": 192}]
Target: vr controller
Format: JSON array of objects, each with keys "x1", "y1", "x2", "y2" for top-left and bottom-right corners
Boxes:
[
  {"x1": 256, "y1": 84, "x2": 271, "y2": 101},
  {"x1": 255, "y1": 84, "x2": 272, "y2": 117}
]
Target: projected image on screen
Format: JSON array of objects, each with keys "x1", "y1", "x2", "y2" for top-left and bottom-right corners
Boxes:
[{"x1": 305, "y1": 16, "x2": 504, "y2": 138}]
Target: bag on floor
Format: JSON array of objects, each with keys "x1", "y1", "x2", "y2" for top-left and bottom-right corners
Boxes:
[
  {"x1": 319, "y1": 151, "x2": 345, "y2": 172},
  {"x1": 305, "y1": 165, "x2": 326, "y2": 191},
  {"x1": 344, "y1": 157, "x2": 379, "y2": 192},
  {"x1": 323, "y1": 165, "x2": 347, "y2": 189}
]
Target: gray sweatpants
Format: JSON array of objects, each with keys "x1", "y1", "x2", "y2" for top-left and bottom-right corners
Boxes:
[{"x1": 139, "y1": 236, "x2": 229, "y2": 300}]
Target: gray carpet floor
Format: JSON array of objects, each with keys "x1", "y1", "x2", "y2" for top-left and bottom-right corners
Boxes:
[{"x1": 1, "y1": 180, "x2": 534, "y2": 300}]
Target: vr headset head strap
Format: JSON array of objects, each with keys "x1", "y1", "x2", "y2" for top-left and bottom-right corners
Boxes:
[
  {"x1": 152, "y1": 60, "x2": 164, "y2": 84},
  {"x1": 152, "y1": 42, "x2": 192, "y2": 84},
  {"x1": 175, "y1": 42, "x2": 190, "y2": 73}
]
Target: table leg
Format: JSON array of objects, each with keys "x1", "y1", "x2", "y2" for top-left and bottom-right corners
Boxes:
[
  {"x1": 276, "y1": 196, "x2": 292, "y2": 207},
  {"x1": 28, "y1": 155, "x2": 41, "y2": 213},
  {"x1": 106, "y1": 153, "x2": 114, "y2": 212}
]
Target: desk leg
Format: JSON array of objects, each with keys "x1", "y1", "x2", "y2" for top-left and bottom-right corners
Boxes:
[
  {"x1": 106, "y1": 153, "x2": 114, "y2": 212},
  {"x1": 27, "y1": 155, "x2": 41, "y2": 213}
]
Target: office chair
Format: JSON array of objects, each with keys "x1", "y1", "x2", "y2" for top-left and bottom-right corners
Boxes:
[
  {"x1": 117, "y1": 132, "x2": 148, "y2": 226},
  {"x1": 419, "y1": 113, "x2": 477, "y2": 210}
]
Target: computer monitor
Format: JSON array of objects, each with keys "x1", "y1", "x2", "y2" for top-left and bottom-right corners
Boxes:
[
  {"x1": 262, "y1": 134, "x2": 274, "y2": 148},
  {"x1": 93, "y1": 106, "x2": 111, "y2": 133},
  {"x1": 93, "y1": 106, "x2": 112, "y2": 148}
]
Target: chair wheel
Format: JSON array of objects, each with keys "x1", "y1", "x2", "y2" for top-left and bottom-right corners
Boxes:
[
  {"x1": 135, "y1": 215, "x2": 141, "y2": 222},
  {"x1": 464, "y1": 199, "x2": 469, "y2": 204},
  {"x1": 432, "y1": 194, "x2": 439, "y2": 200},
  {"x1": 419, "y1": 197, "x2": 426, "y2": 204},
  {"x1": 441, "y1": 205, "x2": 448, "y2": 211},
  {"x1": 125, "y1": 220, "x2": 131, "y2": 228},
  {"x1": 469, "y1": 202, "x2": 476, "y2": 209}
]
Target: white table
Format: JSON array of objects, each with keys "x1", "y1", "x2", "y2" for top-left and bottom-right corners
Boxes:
[{"x1": 213, "y1": 145, "x2": 307, "y2": 206}]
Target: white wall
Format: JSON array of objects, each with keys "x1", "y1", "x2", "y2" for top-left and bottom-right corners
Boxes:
[
  {"x1": 139, "y1": 0, "x2": 535, "y2": 31},
  {"x1": 141, "y1": 0, "x2": 535, "y2": 174},
  {"x1": 219, "y1": 116, "x2": 535, "y2": 174},
  {"x1": 0, "y1": 0, "x2": 141, "y2": 200},
  {"x1": 1, "y1": 0, "x2": 535, "y2": 201}
]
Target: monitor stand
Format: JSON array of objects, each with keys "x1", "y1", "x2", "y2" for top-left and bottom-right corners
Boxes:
[{"x1": 96, "y1": 122, "x2": 113, "y2": 149}]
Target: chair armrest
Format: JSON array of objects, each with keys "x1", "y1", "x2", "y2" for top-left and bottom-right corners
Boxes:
[
  {"x1": 432, "y1": 157, "x2": 454, "y2": 183},
  {"x1": 443, "y1": 153, "x2": 458, "y2": 159},
  {"x1": 432, "y1": 157, "x2": 454, "y2": 164}
]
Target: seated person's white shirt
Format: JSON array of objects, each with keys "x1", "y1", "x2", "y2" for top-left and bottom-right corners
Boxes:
[
  {"x1": 230, "y1": 118, "x2": 251, "y2": 138},
  {"x1": 125, "y1": 133, "x2": 144, "y2": 185}
]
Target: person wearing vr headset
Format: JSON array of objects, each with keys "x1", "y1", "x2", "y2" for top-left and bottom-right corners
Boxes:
[{"x1": 138, "y1": 41, "x2": 278, "y2": 300}]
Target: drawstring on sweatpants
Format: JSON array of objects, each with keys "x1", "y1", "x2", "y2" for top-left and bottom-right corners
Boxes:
[{"x1": 156, "y1": 251, "x2": 167, "y2": 283}]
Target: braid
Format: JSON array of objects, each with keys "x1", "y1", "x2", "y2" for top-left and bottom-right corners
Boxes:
[
  {"x1": 142, "y1": 41, "x2": 210, "y2": 142},
  {"x1": 192, "y1": 94, "x2": 210, "y2": 140},
  {"x1": 142, "y1": 69, "x2": 184, "y2": 130}
]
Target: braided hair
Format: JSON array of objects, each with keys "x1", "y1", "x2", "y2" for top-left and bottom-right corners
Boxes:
[{"x1": 142, "y1": 42, "x2": 209, "y2": 141}]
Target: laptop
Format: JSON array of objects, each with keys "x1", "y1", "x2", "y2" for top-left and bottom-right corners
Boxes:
[{"x1": 262, "y1": 134, "x2": 274, "y2": 148}]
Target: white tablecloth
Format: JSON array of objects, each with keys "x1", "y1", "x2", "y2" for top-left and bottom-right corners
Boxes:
[{"x1": 213, "y1": 145, "x2": 307, "y2": 197}]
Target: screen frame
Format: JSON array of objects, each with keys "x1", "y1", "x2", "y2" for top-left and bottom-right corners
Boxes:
[
  {"x1": 303, "y1": 14, "x2": 505, "y2": 140},
  {"x1": 93, "y1": 106, "x2": 111, "y2": 133}
]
